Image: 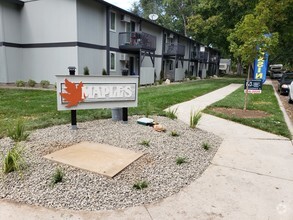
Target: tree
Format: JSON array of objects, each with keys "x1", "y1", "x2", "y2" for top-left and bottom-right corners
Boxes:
[
  {"x1": 187, "y1": 0, "x2": 258, "y2": 57},
  {"x1": 131, "y1": 0, "x2": 195, "y2": 36}
]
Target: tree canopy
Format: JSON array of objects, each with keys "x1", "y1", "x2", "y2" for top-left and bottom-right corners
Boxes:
[{"x1": 131, "y1": 0, "x2": 292, "y2": 68}]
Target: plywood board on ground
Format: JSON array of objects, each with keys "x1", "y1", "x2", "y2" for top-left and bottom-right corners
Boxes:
[{"x1": 44, "y1": 142, "x2": 143, "y2": 177}]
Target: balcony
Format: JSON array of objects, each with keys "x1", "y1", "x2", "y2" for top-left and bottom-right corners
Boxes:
[
  {"x1": 119, "y1": 32, "x2": 156, "y2": 52},
  {"x1": 199, "y1": 52, "x2": 208, "y2": 61},
  {"x1": 209, "y1": 55, "x2": 219, "y2": 63},
  {"x1": 191, "y1": 51, "x2": 198, "y2": 60},
  {"x1": 164, "y1": 43, "x2": 185, "y2": 57}
]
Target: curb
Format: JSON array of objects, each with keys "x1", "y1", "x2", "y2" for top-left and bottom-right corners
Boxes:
[{"x1": 269, "y1": 79, "x2": 293, "y2": 140}]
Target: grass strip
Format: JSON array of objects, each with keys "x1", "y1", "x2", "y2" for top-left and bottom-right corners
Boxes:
[{"x1": 204, "y1": 84, "x2": 291, "y2": 138}]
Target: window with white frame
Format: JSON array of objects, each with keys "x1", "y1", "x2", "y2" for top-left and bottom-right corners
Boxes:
[
  {"x1": 110, "y1": 11, "x2": 116, "y2": 32},
  {"x1": 110, "y1": 52, "x2": 116, "y2": 71}
]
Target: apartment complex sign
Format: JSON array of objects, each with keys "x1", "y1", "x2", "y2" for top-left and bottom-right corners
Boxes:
[{"x1": 56, "y1": 75, "x2": 138, "y2": 111}]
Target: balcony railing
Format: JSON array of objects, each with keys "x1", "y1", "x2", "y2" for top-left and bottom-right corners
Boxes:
[
  {"x1": 199, "y1": 52, "x2": 208, "y2": 61},
  {"x1": 191, "y1": 51, "x2": 198, "y2": 60},
  {"x1": 119, "y1": 32, "x2": 156, "y2": 51},
  {"x1": 209, "y1": 55, "x2": 219, "y2": 63},
  {"x1": 164, "y1": 43, "x2": 185, "y2": 56}
]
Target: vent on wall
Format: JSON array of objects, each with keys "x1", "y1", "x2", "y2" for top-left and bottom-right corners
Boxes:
[
  {"x1": 120, "y1": 53, "x2": 129, "y2": 61},
  {"x1": 121, "y1": 14, "x2": 130, "y2": 22}
]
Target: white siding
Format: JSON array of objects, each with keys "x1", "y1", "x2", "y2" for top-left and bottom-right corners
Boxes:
[
  {"x1": 77, "y1": 0, "x2": 106, "y2": 45},
  {"x1": 22, "y1": 47, "x2": 78, "y2": 83},
  {"x1": 77, "y1": 48, "x2": 106, "y2": 76},
  {"x1": 21, "y1": 0, "x2": 77, "y2": 43},
  {"x1": 0, "y1": 47, "x2": 7, "y2": 82},
  {"x1": 1, "y1": 2, "x2": 21, "y2": 43}
]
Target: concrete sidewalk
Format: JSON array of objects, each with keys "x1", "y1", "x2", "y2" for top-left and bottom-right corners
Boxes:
[{"x1": 1, "y1": 83, "x2": 293, "y2": 220}]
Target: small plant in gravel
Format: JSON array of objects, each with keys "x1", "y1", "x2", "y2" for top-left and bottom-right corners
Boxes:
[
  {"x1": 176, "y1": 157, "x2": 187, "y2": 165},
  {"x1": 8, "y1": 120, "x2": 29, "y2": 142},
  {"x1": 51, "y1": 167, "x2": 64, "y2": 186},
  {"x1": 190, "y1": 110, "x2": 202, "y2": 128},
  {"x1": 170, "y1": 130, "x2": 180, "y2": 137},
  {"x1": 202, "y1": 142, "x2": 210, "y2": 151},
  {"x1": 40, "y1": 80, "x2": 50, "y2": 88},
  {"x1": 166, "y1": 108, "x2": 177, "y2": 120},
  {"x1": 27, "y1": 79, "x2": 36, "y2": 87},
  {"x1": 144, "y1": 103, "x2": 152, "y2": 118},
  {"x1": 139, "y1": 140, "x2": 150, "y2": 147},
  {"x1": 133, "y1": 180, "x2": 148, "y2": 190},
  {"x1": 16, "y1": 80, "x2": 25, "y2": 87},
  {"x1": 83, "y1": 66, "x2": 90, "y2": 75},
  {"x1": 1, "y1": 144, "x2": 26, "y2": 174}
]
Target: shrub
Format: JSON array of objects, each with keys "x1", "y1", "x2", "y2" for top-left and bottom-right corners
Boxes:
[
  {"x1": 8, "y1": 120, "x2": 29, "y2": 142},
  {"x1": 51, "y1": 167, "x2": 64, "y2": 186},
  {"x1": 16, "y1": 80, "x2": 25, "y2": 87},
  {"x1": 176, "y1": 157, "x2": 187, "y2": 165},
  {"x1": 102, "y1": 68, "x2": 107, "y2": 76},
  {"x1": 165, "y1": 108, "x2": 177, "y2": 120},
  {"x1": 170, "y1": 131, "x2": 179, "y2": 137},
  {"x1": 1, "y1": 144, "x2": 26, "y2": 174},
  {"x1": 202, "y1": 142, "x2": 210, "y2": 151},
  {"x1": 133, "y1": 180, "x2": 148, "y2": 190},
  {"x1": 139, "y1": 140, "x2": 150, "y2": 147},
  {"x1": 160, "y1": 70, "x2": 164, "y2": 80},
  {"x1": 190, "y1": 110, "x2": 202, "y2": 129},
  {"x1": 40, "y1": 80, "x2": 50, "y2": 88},
  {"x1": 83, "y1": 66, "x2": 90, "y2": 75},
  {"x1": 27, "y1": 79, "x2": 36, "y2": 87}
]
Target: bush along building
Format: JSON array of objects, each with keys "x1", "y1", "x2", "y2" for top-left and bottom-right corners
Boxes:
[{"x1": 0, "y1": 0, "x2": 220, "y2": 85}]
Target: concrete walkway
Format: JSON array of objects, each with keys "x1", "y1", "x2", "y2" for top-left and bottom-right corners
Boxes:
[{"x1": 1, "y1": 84, "x2": 293, "y2": 220}]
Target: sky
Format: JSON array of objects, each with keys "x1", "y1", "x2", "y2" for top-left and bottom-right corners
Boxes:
[{"x1": 104, "y1": 0, "x2": 138, "y2": 11}]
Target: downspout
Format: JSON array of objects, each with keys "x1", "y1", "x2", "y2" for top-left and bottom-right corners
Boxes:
[{"x1": 106, "y1": 6, "x2": 110, "y2": 75}]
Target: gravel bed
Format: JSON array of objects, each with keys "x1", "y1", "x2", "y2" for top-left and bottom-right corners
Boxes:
[{"x1": 0, "y1": 116, "x2": 222, "y2": 211}]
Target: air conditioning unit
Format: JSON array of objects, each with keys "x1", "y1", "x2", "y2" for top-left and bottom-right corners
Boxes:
[
  {"x1": 121, "y1": 14, "x2": 130, "y2": 22},
  {"x1": 120, "y1": 53, "x2": 129, "y2": 61}
]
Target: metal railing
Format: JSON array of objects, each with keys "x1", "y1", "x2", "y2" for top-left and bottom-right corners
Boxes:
[
  {"x1": 199, "y1": 52, "x2": 208, "y2": 61},
  {"x1": 191, "y1": 51, "x2": 198, "y2": 60},
  {"x1": 164, "y1": 43, "x2": 185, "y2": 56},
  {"x1": 119, "y1": 32, "x2": 156, "y2": 51}
]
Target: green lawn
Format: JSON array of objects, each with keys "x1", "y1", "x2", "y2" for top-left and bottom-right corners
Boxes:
[
  {"x1": 0, "y1": 78, "x2": 242, "y2": 138},
  {"x1": 204, "y1": 85, "x2": 291, "y2": 138}
]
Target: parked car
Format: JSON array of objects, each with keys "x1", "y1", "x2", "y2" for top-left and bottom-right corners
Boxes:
[
  {"x1": 289, "y1": 81, "x2": 293, "y2": 103},
  {"x1": 278, "y1": 72, "x2": 293, "y2": 95},
  {"x1": 269, "y1": 64, "x2": 284, "y2": 79}
]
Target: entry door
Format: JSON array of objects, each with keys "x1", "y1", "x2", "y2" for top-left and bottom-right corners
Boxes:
[{"x1": 129, "y1": 57, "x2": 135, "y2": 75}]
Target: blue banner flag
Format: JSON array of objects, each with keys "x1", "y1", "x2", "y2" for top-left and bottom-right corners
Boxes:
[{"x1": 253, "y1": 50, "x2": 269, "y2": 83}]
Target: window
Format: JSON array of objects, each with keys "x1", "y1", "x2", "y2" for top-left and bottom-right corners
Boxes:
[
  {"x1": 110, "y1": 11, "x2": 116, "y2": 32},
  {"x1": 110, "y1": 52, "x2": 116, "y2": 71}
]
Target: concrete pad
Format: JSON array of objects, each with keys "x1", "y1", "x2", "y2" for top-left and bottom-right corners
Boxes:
[
  {"x1": 0, "y1": 199, "x2": 152, "y2": 220},
  {"x1": 146, "y1": 165, "x2": 293, "y2": 220},
  {"x1": 198, "y1": 114, "x2": 288, "y2": 140},
  {"x1": 213, "y1": 138, "x2": 293, "y2": 180},
  {"x1": 44, "y1": 142, "x2": 143, "y2": 177},
  {"x1": 167, "y1": 84, "x2": 242, "y2": 124}
]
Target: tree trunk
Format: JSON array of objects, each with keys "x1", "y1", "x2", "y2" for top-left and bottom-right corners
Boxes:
[
  {"x1": 237, "y1": 57, "x2": 243, "y2": 75},
  {"x1": 244, "y1": 64, "x2": 251, "y2": 111}
]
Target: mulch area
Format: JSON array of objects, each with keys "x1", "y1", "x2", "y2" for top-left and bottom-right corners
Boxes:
[{"x1": 211, "y1": 107, "x2": 270, "y2": 118}]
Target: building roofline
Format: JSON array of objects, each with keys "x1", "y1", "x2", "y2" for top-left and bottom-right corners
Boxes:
[
  {"x1": 3, "y1": 0, "x2": 24, "y2": 6},
  {"x1": 93, "y1": 0, "x2": 214, "y2": 49}
]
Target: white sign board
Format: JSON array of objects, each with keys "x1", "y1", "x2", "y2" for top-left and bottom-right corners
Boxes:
[{"x1": 56, "y1": 75, "x2": 139, "y2": 111}]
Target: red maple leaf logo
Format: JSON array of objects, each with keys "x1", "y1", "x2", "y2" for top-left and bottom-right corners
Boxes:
[{"x1": 60, "y1": 79, "x2": 84, "y2": 108}]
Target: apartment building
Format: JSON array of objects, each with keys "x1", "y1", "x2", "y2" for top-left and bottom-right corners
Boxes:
[{"x1": 0, "y1": 0, "x2": 220, "y2": 85}]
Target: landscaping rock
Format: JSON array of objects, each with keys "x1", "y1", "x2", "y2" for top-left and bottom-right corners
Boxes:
[{"x1": 0, "y1": 116, "x2": 222, "y2": 211}]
